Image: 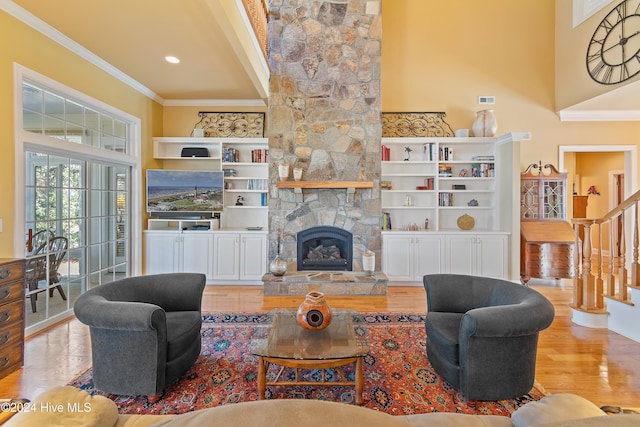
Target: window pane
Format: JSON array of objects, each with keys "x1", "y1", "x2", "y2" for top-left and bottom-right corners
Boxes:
[
  {"x1": 22, "y1": 83, "x2": 43, "y2": 113},
  {"x1": 23, "y1": 110, "x2": 43, "y2": 133},
  {"x1": 44, "y1": 116, "x2": 66, "y2": 140},
  {"x1": 43, "y1": 91, "x2": 65, "y2": 120},
  {"x1": 65, "y1": 100, "x2": 83, "y2": 125},
  {"x1": 114, "y1": 120, "x2": 126, "y2": 139}
]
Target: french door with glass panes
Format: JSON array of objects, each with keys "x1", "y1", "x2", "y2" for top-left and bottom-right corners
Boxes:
[{"x1": 24, "y1": 152, "x2": 130, "y2": 328}]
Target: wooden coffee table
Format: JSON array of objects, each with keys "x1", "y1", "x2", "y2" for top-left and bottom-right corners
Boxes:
[{"x1": 250, "y1": 309, "x2": 368, "y2": 405}]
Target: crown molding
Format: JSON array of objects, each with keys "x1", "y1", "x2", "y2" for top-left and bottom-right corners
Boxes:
[
  {"x1": 557, "y1": 109, "x2": 640, "y2": 121},
  {"x1": 162, "y1": 98, "x2": 266, "y2": 107},
  {"x1": 0, "y1": 0, "x2": 164, "y2": 104}
]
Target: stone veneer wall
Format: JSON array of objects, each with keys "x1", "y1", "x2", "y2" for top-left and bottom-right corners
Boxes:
[{"x1": 267, "y1": 0, "x2": 382, "y2": 272}]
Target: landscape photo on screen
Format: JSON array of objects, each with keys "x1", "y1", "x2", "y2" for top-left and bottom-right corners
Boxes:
[{"x1": 146, "y1": 169, "x2": 224, "y2": 212}]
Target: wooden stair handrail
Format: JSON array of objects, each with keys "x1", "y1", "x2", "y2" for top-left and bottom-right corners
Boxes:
[
  {"x1": 571, "y1": 188, "x2": 640, "y2": 313},
  {"x1": 591, "y1": 188, "x2": 640, "y2": 223}
]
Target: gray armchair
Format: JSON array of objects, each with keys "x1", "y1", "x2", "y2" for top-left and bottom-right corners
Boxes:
[
  {"x1": 423, "y1": 274, "x2": 555, "y2": 401},
  {"x1": 73, "y1": 273, "x2": 206, "y2": 402}
]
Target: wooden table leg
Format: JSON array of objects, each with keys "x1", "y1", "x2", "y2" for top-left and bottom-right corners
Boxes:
[
  {"x1": 355, "y1": 356, "x2": 364, "y2": 405},
  {"x1": 257, "y1": 356, "x2": 266, "y2": 400}
]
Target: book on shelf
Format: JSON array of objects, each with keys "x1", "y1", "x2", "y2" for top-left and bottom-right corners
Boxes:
[
  {"x1": 472, "y1": 155, "x2": 495, "y2": 161},
  {"x1": 439, "y1": 147, "x2": 454, "y2": 161},
  {"x1": 381, "y1": 144, "x2": 391, "y2": 161},
  {"x1": 423, "y1": 143, "x2": 436, "y2": 161},
  {"x1": 247, "y1": 179, "x2": 267, "y2": 190},
  {"x1": 251, "y1": 148, "x2": 269, "y2": 163},
  {"x1": 382, "y1": 212, "x2": 392, "y2": 230},
  {"x1": 223, "y1": 147, "x2": 240, "y2": 162},
  {"x1": 438, "y1": 192, "x2": 453, "y2": 206},
  {"x1": 425, "y1": 177, "x2": 434, "y2": 190},
  {"x1": 471, "y1": 163, "x2": 495, "y2": 177},
  {"x1": 438, "y1": 164, "x2": 452, "y2": 177}
]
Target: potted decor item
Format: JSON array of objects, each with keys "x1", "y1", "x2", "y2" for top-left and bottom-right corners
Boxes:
[
  {"x1": 269, "y1": 229, "x2": 287, "y2": 276},
  {"x1": 471, "y1": 109, "x2": 498, "y2": 137},
  {"x1": 362, "y1": 250, "x2": 375, "y2": 275},
  {"x1": 296, "y1": 291, "x2": 332, "y2": 330}
]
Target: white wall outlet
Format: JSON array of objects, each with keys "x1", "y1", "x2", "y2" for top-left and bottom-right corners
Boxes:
[
  {"x1": 0, "y1": 218, "x2": 3, "y2": 233},
  {"x1": 478, "y1": 95, "x2": 496, "y2": 105}
]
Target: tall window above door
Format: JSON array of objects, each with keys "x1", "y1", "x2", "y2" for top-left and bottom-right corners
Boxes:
[{"x1": 22, "y1": 81, "x2": 129, "y2": 153}]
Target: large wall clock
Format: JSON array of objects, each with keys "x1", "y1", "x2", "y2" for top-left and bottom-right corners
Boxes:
[{"x1": 586, "y1": 0, "x2": 640, "y2": 85}]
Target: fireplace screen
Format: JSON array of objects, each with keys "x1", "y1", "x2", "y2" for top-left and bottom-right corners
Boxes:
[{"x1": 297, "y1": 226, "x2": 353, "y2": 271}]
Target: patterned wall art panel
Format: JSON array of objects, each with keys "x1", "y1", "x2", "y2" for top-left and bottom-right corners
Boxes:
[
  {"x1": 194, "y1": 112, "x2": 265, "y2": 138},
  {"x1": 382, "y1": 112, "x2": 454, "y2": 137}
]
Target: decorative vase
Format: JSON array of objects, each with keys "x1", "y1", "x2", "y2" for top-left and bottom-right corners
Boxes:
[
  {"x1": 278, "y1": 163, "x2": 289, "y2": 181},
  {"x1": 293, "y1": 167, "x2": 303, "y2": 181},
  {"x1": 471, "y1": 109, "x2": 498, "y2": 137},
  {"x1": 362, "y1": 250, "x2": 375, "y2": 275},
  {"x1": 269, "y1": 255, "x2": 287, "y2": 276},
  {"x1": 296, "y1": 291, "x2": 332, "y2": 330}
]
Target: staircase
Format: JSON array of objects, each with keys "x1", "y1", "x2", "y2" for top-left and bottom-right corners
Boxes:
[{"x1": 571, "y1": 189, "x2": 640, "y2": 342}]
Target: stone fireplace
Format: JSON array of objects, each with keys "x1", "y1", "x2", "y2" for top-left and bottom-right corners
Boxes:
[
  {"x1": 267, "y1": 0, "x2": 382, "y2": 274},
  {"x1": 297, "y1": 226, "x2": 353, "y2": 271}
]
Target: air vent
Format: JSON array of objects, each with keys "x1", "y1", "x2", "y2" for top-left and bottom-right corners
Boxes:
[{"x1": 478, "y1": 95, "x2": 496, "y2": 105}]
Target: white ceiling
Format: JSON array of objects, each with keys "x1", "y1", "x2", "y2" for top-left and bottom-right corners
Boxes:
[{"x1": 7, "y1": 0, "x2": 269, "y2": 105}]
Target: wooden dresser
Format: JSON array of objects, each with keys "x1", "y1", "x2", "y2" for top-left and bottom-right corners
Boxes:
[
  {"x1": 0, "y1": 258, "x2": 25, "y2": 379},
  {"x1": 520, "y1": 221, "x2": 576, "y2": 285}
]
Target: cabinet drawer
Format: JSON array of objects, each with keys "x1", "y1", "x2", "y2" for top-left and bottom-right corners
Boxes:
[
  {"x1": 0, "y1": 321, "x2": 23, "y2": 350},
  {"x1": 0, "y1": 281, "x2": 24, "y2": 304},
  {"x1": 0, "y1": 299, "x2": 24, "y2": 328},
  {"x1": 0, "y1": 342, "x2": 24, "y2": 378},
  {"x1": 0, "y1": 261, "x2": 23, "y2": 285}
]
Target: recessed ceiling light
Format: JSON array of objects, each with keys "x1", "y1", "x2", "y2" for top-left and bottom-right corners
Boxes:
[{"x1": 165, "y1": 56, "x2": 180, "y2": 64}]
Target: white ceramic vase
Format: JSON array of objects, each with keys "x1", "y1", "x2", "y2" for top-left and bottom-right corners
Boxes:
[{"x1": 471, "y1": 109, "x2": 498, "y2": 137}]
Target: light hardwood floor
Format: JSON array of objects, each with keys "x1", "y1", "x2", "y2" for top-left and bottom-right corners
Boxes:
[{"x1": 1, "y1": 280, "x2": 639, "y2": 407}]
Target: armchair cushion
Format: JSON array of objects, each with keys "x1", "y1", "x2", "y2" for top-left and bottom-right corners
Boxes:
[
  {"x1": 165, "y1": 311, "x2": 202, "y2": 361},
  {"x1": 424, "y1": 312, "x2": 463, "y2": 363}
]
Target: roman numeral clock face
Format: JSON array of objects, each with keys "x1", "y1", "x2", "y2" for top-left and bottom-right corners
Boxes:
[{"x1": 586, "y1": 0, "x2": 640, "y2": 84}]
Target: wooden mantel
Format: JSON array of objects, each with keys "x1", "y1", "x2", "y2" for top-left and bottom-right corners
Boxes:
[{"x1": 276, "y1": 181, "x2": 374, "y2": 189}]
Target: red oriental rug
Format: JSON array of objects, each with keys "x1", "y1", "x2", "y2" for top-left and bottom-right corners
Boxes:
[{"x1": 68, "y1": 312, "x2": 546, "y2": 416}]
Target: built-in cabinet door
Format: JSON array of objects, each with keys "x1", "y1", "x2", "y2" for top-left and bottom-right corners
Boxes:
[
  {"x1": 240, "y1": 233, "x2": 267, "y2": 280},
  {"x1": 182, "y1": 233, "x2": 214, "y2": 279},
  {"x1": 445, "y1": 234, "x2": 508, "y2": 278},
  {"x1": 144, "y1": 232, "x2": 180, "y2": 275},
  {"x1": 475, "y1": 235, "x2": 508, "y2": 278},
  {"x1": 414, "y1": 235, "x2": 444, "y2": 278},
  {"x1": 213, "y1": 233, "x2": 240, "y2": 280},
  {"x1": 382, "y1": 234, "x2": 413, "y2": 281},
  {"x1": 445, "y1": 235, "x2": 475, "y2": 276}
]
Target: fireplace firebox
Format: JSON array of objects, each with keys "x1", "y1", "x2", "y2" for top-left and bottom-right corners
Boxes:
[{"x1": 297, "y1": 226, "x2": 353, "y2": 271}]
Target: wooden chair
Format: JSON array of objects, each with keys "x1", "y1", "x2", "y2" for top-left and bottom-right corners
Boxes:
[
  {"x1": 27, "y1": 229, "x2": 54, "y2": 253},
  {"x1": 25, "y1": 236, "x2": 68, "y2": 313}
]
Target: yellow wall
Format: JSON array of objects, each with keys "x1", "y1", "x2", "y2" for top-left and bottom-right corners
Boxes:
[
  {"x1": 382, "y1": 0, "x2": 640, "y2": 178},
  {"x1": 0, "y1": 10, "x2": 162, "y2": 258},
  {"x1": 576, "y1": 151, "x2": 624, "y2": 218}
]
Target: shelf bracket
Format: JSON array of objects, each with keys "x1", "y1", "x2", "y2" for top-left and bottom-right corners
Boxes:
[{"x1": 346, "y1": 187, "x2": 356, "y2": 204}]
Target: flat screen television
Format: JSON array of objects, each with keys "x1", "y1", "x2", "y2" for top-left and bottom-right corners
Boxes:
[{"x1": 146, "y1": 169, "x2": 224, "y2": 213}]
